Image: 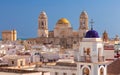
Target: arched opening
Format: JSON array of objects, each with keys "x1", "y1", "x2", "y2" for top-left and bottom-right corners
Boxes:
[
  {"x1": 84, "y1": 48, "x2": 90, "y2": 56},
  {"x1": 100, "y1": 68, "x2": 104, "y2": 75},
  {"x1": 41, "y1": 21, "x2": 44, "y2": 26},
  {"x1": 86, "y1": 48, "x2": 90, "y2": 56},
  {"x1": 83, "y1": 48, "x2": 91, "y2": 61},
  {"x1": 83, "y1": 67, "x2": 89, "y2": 75}
]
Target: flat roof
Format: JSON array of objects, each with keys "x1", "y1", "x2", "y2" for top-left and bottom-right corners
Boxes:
[{"x1": 0, "y1": 68, "x2": 47, "y2": 74}]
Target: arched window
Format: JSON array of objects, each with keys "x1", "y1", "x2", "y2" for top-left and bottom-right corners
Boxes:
[
  {"x1": 87, "y1": 48, "x2": 90, "y2": 55},
  {"x1": 100, "y1": 68, "x2": 104, "y2": 75},
  {"x1": 41, "y1": 21, "x2": 44, "y2": 26},
  {"x1": 83, "y1": 67, "x2": 89, "y2": 75}
]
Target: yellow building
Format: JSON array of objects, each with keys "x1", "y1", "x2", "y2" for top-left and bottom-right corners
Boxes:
[{"x1": 2, "y1": 29, "x2": 17, "y2": 41}]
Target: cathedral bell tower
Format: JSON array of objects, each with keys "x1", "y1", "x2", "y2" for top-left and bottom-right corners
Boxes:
[
  {"x1": 38, "y1": 11, "x2": 48, "y2": 37},
  {"x1": 79, "y1": 11, "x2": 89, "y2": 38}
]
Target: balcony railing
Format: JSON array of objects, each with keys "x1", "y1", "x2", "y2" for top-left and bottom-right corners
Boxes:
[{"x1": 75, "y1": 56, "x2": 104, "y2": 63}]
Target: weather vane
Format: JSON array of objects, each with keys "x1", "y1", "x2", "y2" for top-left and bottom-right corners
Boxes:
[{"x1": 90, "y1": 19, "x2": 94, "y2": 30}]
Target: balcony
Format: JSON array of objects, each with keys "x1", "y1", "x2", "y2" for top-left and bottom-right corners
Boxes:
[{"x1": 75, "y1": 56, "x2": 104, "y2": 63}]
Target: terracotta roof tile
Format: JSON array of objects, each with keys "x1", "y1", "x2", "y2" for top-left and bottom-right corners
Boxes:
[{"x1": 107, "y1": 59, "x2": 120, "y2": 75}]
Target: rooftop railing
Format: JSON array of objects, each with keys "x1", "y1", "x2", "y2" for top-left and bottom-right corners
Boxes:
[
  {"x1": 75, "y1": 56, "x2": 104, "y2": 63},
  {"x1": 39, "y1": 65, "x2": 77, "y2": 70}
]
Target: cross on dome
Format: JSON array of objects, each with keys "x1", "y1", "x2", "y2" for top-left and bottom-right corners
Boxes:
[
  {"x1": 85, "y1": 19, "x2": 99, "y2": 38},
  {"x1": 90, "y1": 19, "x2": 94, "y2": 30}
]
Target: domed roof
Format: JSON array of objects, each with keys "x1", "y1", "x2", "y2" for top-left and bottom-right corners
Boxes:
[
  {"x1": 85, "y1": 29, "x2": 99, "y2": 38},
  {"x1": 57, "y1": 18, "x2": 70, "y2": 24},
  {"x1": 39, "y1": 11, "x2": 47, "y2": 19},
  {"x1": 80, "y1": 11, "x2": 88, "y2": 18},
  {"x1": 40, "y1": 11, "x2": 46, "y2": 15}
]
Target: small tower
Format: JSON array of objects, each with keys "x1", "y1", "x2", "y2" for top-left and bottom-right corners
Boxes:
[
  {"x1": 75, "y1": 23, "x2": 108, "y2": 75},
  {"x1": 2, "y1": 29, "x2": 17, "y2": 41},
  {"x1": 38, "y1": 11, "x2": 48, "y2": 37},
  {"x1": 102, "y1": 30, "x2": 109, "y2": 42},
  {"x1": 79, "y1": 11, "x2": 89, "y2": 38},
  {"x1": 12, "y1": 29, "x2": 17, "y2": 41}
]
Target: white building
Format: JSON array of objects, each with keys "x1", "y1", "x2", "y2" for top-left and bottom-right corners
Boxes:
[
  {"x1": 2, "y1": 55, "x2": 31, "y2": 67},
  {"x1": 104, "y1": 45, "x2": 114, "y2": 61},
  {"x1": 35, "y1": 26, "x2": 109, "y2": 75},
  {"x1": 75, "y1": 27, "x2": 108, "y2": 75},
  {"x1": 0, "y1": 68, "x2": 49, "y2": 75}
]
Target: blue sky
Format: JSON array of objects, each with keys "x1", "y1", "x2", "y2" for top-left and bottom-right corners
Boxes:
[{"x1": 0, "y1": 0, "x2": 120, "y2": 38}]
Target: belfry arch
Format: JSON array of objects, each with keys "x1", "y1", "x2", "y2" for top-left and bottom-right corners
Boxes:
[
  {"x1": 98, "y1": 66, "x2": 105, "y2": 75},
  {"x1": 81, "y1": 66, "x2": 91, "y2": 75}
]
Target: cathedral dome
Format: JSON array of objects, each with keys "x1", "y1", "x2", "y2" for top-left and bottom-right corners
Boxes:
[
  {"x1": 85, "y1": 29, "x2": 99, "y2": 38},
  {"x1": 57, "y1": 18, "x2": 70, "y2": 24}
]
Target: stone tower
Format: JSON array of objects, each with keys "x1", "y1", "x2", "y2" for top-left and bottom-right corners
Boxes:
[
  {"x1": 38, "y1": 11, "x2": 48, "y2": 37},
  {"x1": 2, "y1": 29, "x2": 17, "y2": 41},
  {"x1": 79, "y1": 11, "x2": 89, "y2": 38},
  {"x1": 12, "y1": 29, "x2": 17, "y2": 41},
  {"x1": 102, "y1": 30, "x2": 109, "y2": 42}
]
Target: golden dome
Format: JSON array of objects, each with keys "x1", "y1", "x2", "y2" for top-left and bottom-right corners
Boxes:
[{"x1": 57, "y1": 18, "x2": 70, "y2": 24}]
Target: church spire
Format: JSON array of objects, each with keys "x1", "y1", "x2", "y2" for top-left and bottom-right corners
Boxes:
[{"x1": 38, "y1": 11, "x2": 48, "y2": 37}]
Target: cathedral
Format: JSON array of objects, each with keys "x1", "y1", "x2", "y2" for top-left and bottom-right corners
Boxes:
[{"x1": 28, "y1": 11, "x2": 89, "y2": 49}]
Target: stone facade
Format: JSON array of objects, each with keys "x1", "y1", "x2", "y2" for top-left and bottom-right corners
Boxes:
[
  {"x1": 2, "y1": 30, "x2": 17, "y2": 41},
  {"x1": 27, "y1": 11, "x2": 89, "y2": 49}
]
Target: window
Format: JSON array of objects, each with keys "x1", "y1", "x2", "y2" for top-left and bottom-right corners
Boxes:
[
  {"x1": 83, "y1": 68, "x2": 89, "y2": 75},
  {"x1": 72, "y1": 73, "x2": 76, "y2": 75},
  {"x1": 55, "y1": 72, "x2": 58, "y2": 75},
  {"x1": 12, "y1": 61, "x2": 14, "y2": 64},
  {"x1": 100, "y1": 68, "x2": 104, "y2": 75},
  {"x1": 20, "y1": 61, "x2": 23, "y2": 66},
  {"x1": 41, "y1": 21, "x2": 44, "y2": 25},
  {"x1": 86, "y1": 48, "x2": 90, "y2": 55},
  {"x1": 63, "y1": 73, "x2": 67, "y2": 75}
]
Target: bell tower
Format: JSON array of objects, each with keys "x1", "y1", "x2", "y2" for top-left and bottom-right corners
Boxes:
[
  {"x1": 75, "y1": 23, "x2": 108, "y2": 75},
  {"x1": 79, "y1": 11, "x2": 89, "y2": 38},
  {"x1": 102, "y1": 30, "x2": 109, "y2": 42},
  {"x1": 38, "y1": 11, "x2": 48, "y2": 37}
]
